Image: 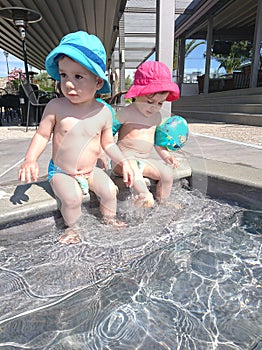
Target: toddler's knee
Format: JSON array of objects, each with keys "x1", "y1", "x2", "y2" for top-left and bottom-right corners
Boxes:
[
  {"x1": 110, "y1": 183, "x2": 119, "y2": 197},
  {"x1": 159, "y1": 169, "x2": 174, "y2": 184},
  {"x1": 62, "y1": 194, "x2": 82, "y2": 209},
  {"x1": 102, "y1": 182, "x2": 119, "y2": 201}
]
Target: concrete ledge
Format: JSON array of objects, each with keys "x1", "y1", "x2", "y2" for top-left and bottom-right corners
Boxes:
[
  {"x1": 188, "y1": 156, "x2": 262, "y2": 210},
  {"x1": 0, "y1": 157, "x2": 192, "y2": 228},
  {"x1": 189, "y1": 156, "x2": 262, "y2": 188},
  {"x1": 0, "y1": 181, "x2": 90, "y2": 228},
  {"x1": 2, "y1": 152, "x2": 262, "y2": 230},
  {"x1": 0, "y1": 181, "x2": 58, "y2": 227}
]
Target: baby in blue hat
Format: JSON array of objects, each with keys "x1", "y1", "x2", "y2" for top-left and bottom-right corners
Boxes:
[{"x1": 18, "y1": 31, "x2": 133, "y2": 245}]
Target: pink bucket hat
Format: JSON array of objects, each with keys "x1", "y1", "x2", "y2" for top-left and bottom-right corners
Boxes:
[{"x1": 125, "y1": 61, "x2": 180, "y2": 101}]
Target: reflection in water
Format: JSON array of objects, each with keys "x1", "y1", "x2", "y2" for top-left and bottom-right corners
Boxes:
[{"x1": 0, "y1": 185, "x2": 261, "y2": 349}]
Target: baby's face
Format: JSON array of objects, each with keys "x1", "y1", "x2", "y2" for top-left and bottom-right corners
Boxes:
[
  {"x1": 58, "y1": 56, "x2": 103, "y2": 104},
  {"x1": 134, "y1": 92, "x2": 169, "y2": 117}
]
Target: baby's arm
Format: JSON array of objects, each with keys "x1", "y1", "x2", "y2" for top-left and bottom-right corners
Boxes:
[
  {"x1": 19, "y1": 132, "x2": 52, "y2": 182},
  {"x1": 155, "y1": 145, "x2": 179, "y2": 168},
  {"x1": 96, "y1": 150, "x2": 110, "y2": 170},
  {"x1": 18, "y1": 105, "x2": 55, "y2": 183},
  {"x1": 101, "y1": 127, "x2": 133, "y2": 187}
]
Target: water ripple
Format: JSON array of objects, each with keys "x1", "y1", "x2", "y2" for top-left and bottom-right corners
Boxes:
[{"x1": 0, "y1": 187, "x2": 261, "y2": 349}]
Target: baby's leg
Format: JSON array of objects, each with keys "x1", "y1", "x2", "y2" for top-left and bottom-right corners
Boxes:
[
  {"x1": 89, "y1": 167, "x2": 126, "y2": 227},
  {"x1": 113, "y1": 160, "x2": 154, "y2": 208},
  {"x1": 128, "y1": 160, "x2": 154, "y2": 208},
  {"x1": 50, "y1": 173, "x2": 83, "y2": 244},
  {"x1": 143, "y1": 159, "x2": 174, "y2": 202}
]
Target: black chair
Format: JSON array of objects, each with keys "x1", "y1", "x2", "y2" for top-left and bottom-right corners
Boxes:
[
  {"x1": 20, "y1": 83, "x2": 50, "y2": 132},
  {"x1": 1, "y1": 93, "x2": 21, "y2": 125},
  {"x1": 0, "y1": 88, "x2": 8, "y2": 125}
]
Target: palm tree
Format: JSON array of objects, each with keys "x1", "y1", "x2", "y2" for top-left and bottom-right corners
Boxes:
[{"x1": 173, "y1": 39, "x2": 205, "y2": 69}]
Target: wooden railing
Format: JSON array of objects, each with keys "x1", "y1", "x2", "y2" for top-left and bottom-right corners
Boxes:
[{"x1": 197, "y1": 71, "x2": 262, "y2": 93}]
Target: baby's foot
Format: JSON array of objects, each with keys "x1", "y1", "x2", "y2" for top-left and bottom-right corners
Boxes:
[
  {"x1": 59, "y1": 227, "x2": 81, "y2": 244},
  {"x1": 133, "y1": 192, "x2": 155, "y2": 208},
  {"x1": 102, "y1": 216, "x2": 127, "y2": 228}
]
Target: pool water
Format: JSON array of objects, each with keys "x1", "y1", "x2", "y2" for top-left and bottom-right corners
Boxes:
[{"x1": 0, "y1": 184, "x2": 261, "y2": 349}]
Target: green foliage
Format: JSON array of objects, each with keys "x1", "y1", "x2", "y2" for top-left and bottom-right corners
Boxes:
[
  {"x1": 125, "y1": 74, "x2": 133, "y2": 90},
  {"x1": 35, "y1": 71, "x2": 55, "y2": 91},
  {"x1": 211, "y1": 41, "x2": 252, "y2": 73}
]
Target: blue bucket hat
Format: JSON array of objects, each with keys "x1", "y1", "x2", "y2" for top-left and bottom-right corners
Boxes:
[{"x1": 45, "y1": 31, "x2": 110, "y2": 94}]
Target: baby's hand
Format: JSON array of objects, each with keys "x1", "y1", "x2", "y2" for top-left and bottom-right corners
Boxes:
[
  {"x1": 122, "y1": 160, "x2": 134, "y2": 188},
  {"x1": 18, "y1": 160, "x2": 39, "y2": 183},
  {"x1": 164, "y1": 154, "x2": 179, "y2": 168}
]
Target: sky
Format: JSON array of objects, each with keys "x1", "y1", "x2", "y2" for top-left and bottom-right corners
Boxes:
[
  {"x1": 184, "y1": 41, "x2": 225, "y2": 75},
  {"x1": 0, "y1": 42, "x2": 223, "y2": 79},
  {"x1": 0, "y1": 49, "x2": 40, "y2": 78}
]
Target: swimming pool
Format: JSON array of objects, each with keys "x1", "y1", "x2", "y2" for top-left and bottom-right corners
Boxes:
[{"x1": 0, "y1": 184, "x2": 261, "y2": 349}]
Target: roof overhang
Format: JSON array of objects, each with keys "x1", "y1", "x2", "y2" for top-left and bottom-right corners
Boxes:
[
  {"x1": 0, "y1": 0, "x2": 193, "y2": 76},
  {"x1": 0, "y1": 0, "x2": 127, "y2": 71},
  {"x1": 175, "y1": 0, "x2": 258, "y2": 41}
]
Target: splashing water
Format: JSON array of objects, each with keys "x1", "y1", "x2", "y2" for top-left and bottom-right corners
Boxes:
[{"x1": 0, "y1": 185, "x2": 261, "y2": 349}]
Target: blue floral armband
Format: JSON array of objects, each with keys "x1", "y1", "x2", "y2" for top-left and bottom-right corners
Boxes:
[{"x1": 154, "y1": 115, "x2": 189, "y2": 151}]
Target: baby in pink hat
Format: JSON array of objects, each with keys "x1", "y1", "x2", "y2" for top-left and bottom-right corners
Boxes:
[{"x1": 112, "y1": 60, "x2": 182, "y2": 208}]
